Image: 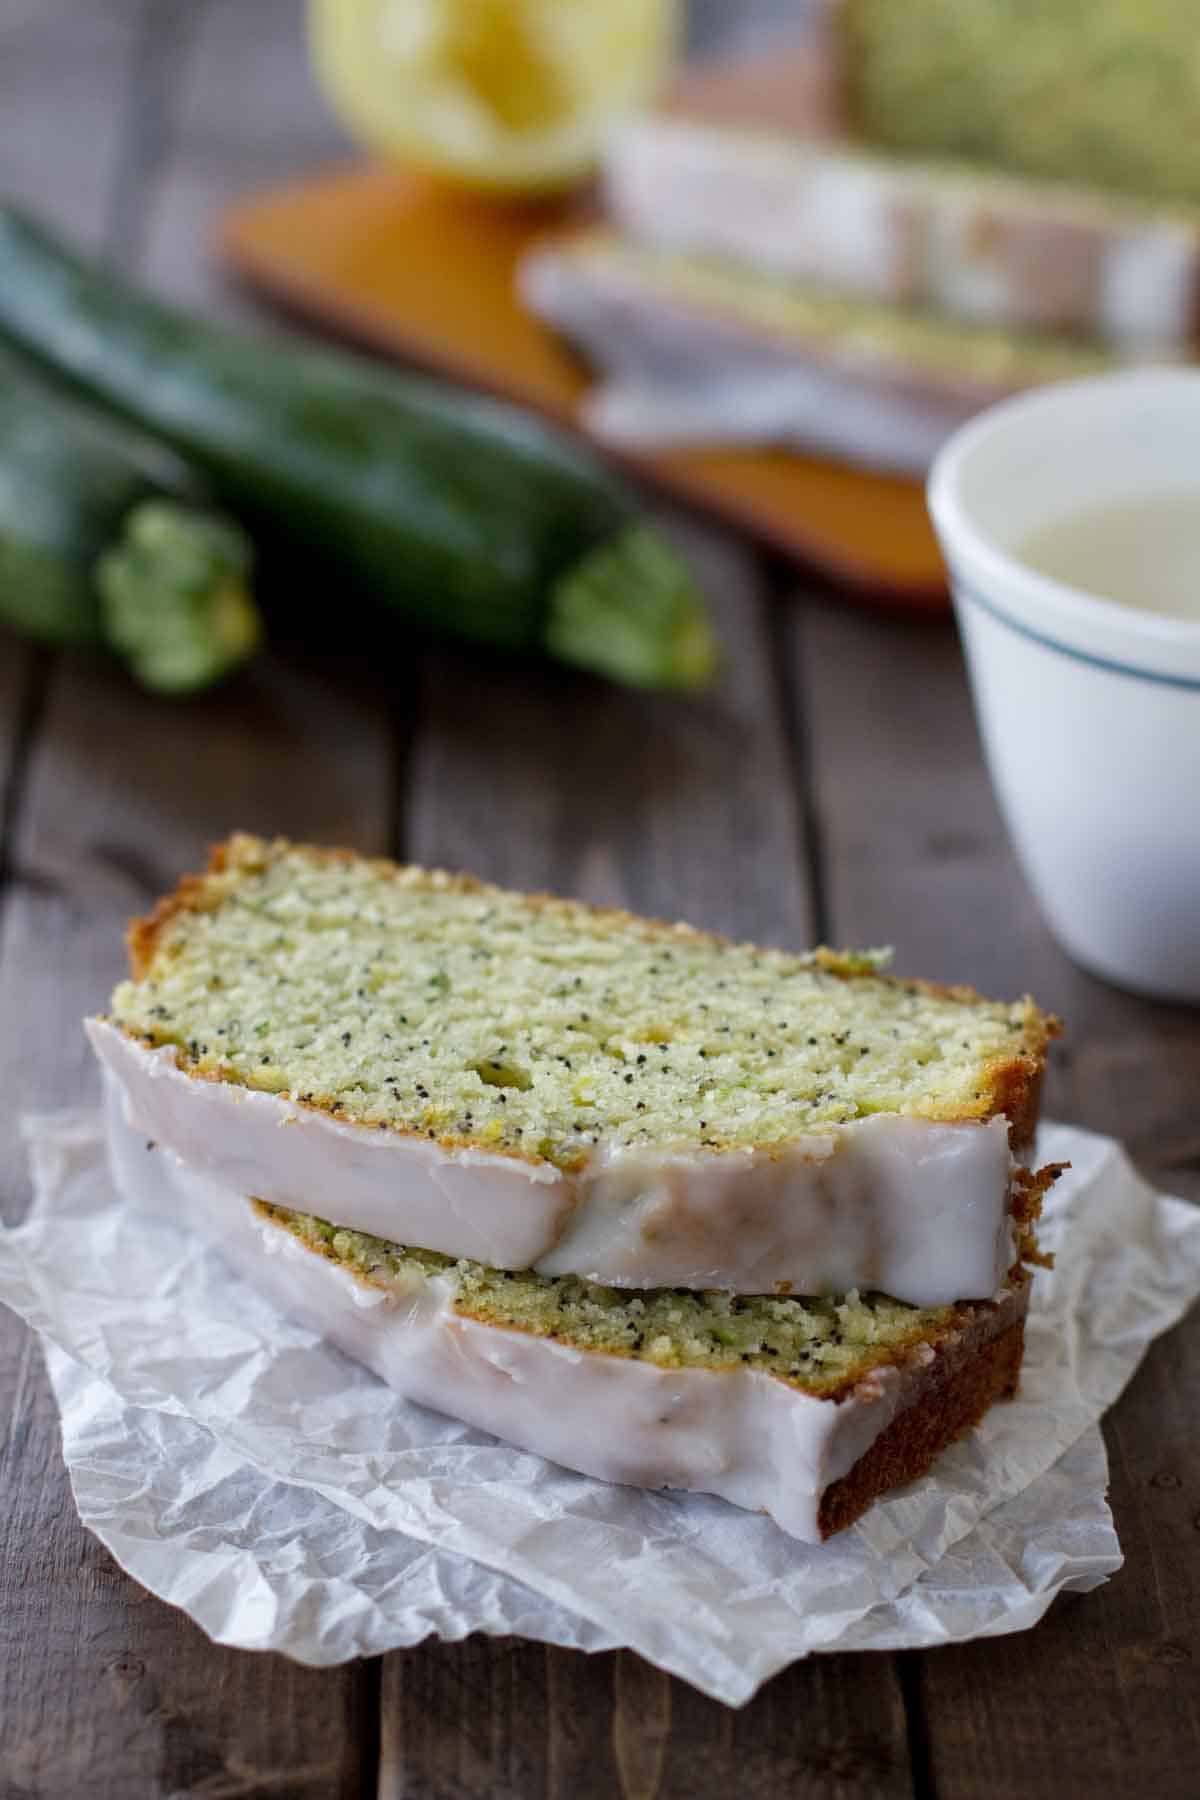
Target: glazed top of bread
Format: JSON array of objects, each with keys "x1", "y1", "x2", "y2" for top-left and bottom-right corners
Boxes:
[{"x1": 111, "y1": 835, "x2": 1055, "y2": 1172}]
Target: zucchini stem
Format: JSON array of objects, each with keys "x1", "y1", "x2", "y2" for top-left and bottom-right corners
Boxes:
[
  {"x1": 545, "y1": 524, "x2": 718, "y2": 692},
  {"x1": 95, "y1": 500, "x2": 262, "y2": 694}
]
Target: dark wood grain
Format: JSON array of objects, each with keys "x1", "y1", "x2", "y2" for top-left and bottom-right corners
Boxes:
[
  {"x1": 383, "y1": 537, "x2": 915, "y2": 1799},
  {"x1": 790, "y1": 600, "x2": 1200, "y2": 1800},
  {"x1": 379, "y1": 1638, "x2": 913, "y2": 1800},
  {"x1": 0, "y1": 677, "x2": 391, "y2": 1800},
  {"x1": 0, "y1": 644, "x2": 38, "y2": 839},
  {"x1": 0, "y1": 0, "x2": 144, "y2": 242},
  {"x1": 407, "y1": 526, "x2": 810, "y2": 943},
  {"x1": 0, "y1": 1316, "x2": 370, "y2": 1799},
  {"x1": 0, "y1": 2, "x2": 386, "y2": 1794},
  {"x1": 0, "y1": 0, "x2": 140, "y2": 930},
  {"x1": 139, "y1": 0, "x2": 351, "y2": 308}
]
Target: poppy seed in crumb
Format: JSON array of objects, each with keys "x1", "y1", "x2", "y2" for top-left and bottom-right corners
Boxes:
[{"x1": 110, "y1": 835, "x2": 1051, "y2": 1173}]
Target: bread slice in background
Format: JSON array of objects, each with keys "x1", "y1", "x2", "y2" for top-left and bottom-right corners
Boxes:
[
  {"x1": 605, "y1": 116, "x2": 1200, "y2": 351},
  {"x1": 520, "y1": 230, "x2": 1116, "y2": 471},
  {"x1": 840, "y1": 0, "x2": 1200, "y2": 208}
]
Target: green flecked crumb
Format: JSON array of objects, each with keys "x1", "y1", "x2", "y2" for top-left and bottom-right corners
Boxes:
[
  {"x1": 112, "y1": 835, "x2": 1047, "y2": 1169},
  {"x1": 261, "y1": 1202, "x2": 961, "y2": 1396}
]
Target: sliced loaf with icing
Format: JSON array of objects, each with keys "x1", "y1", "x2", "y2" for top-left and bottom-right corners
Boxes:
[
  {"x1": 105, "y1": 1084, "x2": 1034, "y2": 1544},
  {"x1": 605, "y1": 116, "x2": 1200, "y2": 351},
  {"x1": 92, "y1": 834, "x2": 1058, "y2": 1305}
]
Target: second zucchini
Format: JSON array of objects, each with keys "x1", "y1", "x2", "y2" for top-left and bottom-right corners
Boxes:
[{"x1": 0, "y1": 346, "x2": 261, "y2": 693}]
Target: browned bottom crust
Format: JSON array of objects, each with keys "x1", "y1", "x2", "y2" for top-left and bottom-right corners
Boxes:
[{"x1": 818, "y1": 1315, "x2": 1026, "y2": 1538}]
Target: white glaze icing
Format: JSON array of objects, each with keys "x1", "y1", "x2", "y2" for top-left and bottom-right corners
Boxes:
[
  {"x1": 605, "y1": 120, "x2": 921, "y2": 299},
  {"x1": 89, "y1": 1017, "x2": 1017, "y2": 1305},
  {"x1": 539, "y1": 1118, "x2": 1016, "y2": 1302},
  {"x1": 1101, "y1": 226, "x2": 1199, "y2": 349},
  {"x1": 518, "y1": 250, "x2": 998, "y2": 477},
  {"x1": 102, "y1": 1080, "x2": 1026, "y2": 1543},
  {"x1": 604, "y1": 118, "x2": 1199, "y2": 352}
]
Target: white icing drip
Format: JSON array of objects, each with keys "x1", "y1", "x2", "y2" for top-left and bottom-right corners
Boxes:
[
  {"x1": 102, "y1": 1081, "x2": 1026, "y2": 1543},
  {"x1": 90, "y1": 1017, "x2": 1016, "y2": 1305},
  {"x1": 541, "y1": 1118, "x2": 1016, "y2": 1304},
  {"x1": 88, "y1": 1016, "x2": 568, "y2": 1270},
  {"x1": 604, "y1": 117, "x2": 1200, "y2": 352},
  {"x1": 576, "y1": 369, "x2": 961, "y2": 475},
  {"x1": 1100, "y1": 226, "x2": 1199, "y2": 349},
  {"x1": 605, "y1": 120, "x2": 919, "y2": 298}
]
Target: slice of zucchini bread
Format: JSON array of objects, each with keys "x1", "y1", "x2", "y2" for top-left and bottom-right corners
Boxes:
[
  {"x1": 518, "y1": 231, "x2": 1119, "y2": 473},
  {"x1": 604, "y1": 116, "x2": 1200, "y2": 352},
  {"x1": 91, "y1": 833, "x2": 1059, "y2": 1305},
  {"x1": 108, "y1": 1100, "x2": 1032, "y2": 1544},
  {"x1": 840, "y1": 0, "x2": 1200, "y2": 207}
]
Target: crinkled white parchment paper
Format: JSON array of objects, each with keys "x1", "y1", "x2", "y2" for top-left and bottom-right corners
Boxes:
[{"x1": 1, "y1": 1114, "x2": 1197, "y2": 1705}]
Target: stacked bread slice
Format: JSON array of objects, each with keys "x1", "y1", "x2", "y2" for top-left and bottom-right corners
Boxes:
[{"x1": 90, "y1": 834, "x2": 1061, "y2": 1542}]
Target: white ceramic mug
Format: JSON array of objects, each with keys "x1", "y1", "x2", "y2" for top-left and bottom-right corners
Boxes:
[{"x1": 928, "y1": 370, "x2": 1200, "y2": 1003}]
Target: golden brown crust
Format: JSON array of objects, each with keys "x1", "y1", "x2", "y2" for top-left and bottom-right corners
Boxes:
[
  {"x1": 818, "y1": 1312, "x2": 1027, "y2": 1538},
  {"x1": 124, "y1": 833, "x2": 1060, "y2": 1161},
  {"x1": 782, "y1": 1267, "x2": 1031, "y2": 1403},
  {"x1": 127, "y1": 863, "x2": 229, "y2": 980},
  {"x1": 1010, "y1": 1162, "x2": 1064, "y2": 1271}
]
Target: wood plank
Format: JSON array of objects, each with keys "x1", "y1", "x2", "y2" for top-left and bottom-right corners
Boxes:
[
  {"x1": 0, "y1": 1319, "x2": 370, "y2": 1799},
  {"x1": 0, "y1": 0, "x2": 145, "y2": 240},
  {"x1": 790, "y1": 601, "x2": 1200, "y2": 1798},
  {"x1": 1, "y1": 4, "x2": 151, "y2": 1780},
  {"x1": 139, "y1": 0, "x2": 351, "y2": 310},
  {"x1": 406, "y1": 527, "x2": 810, "y2": 943},
  {"x1": 380, "y1": 1638, "x2": 913, "y2": 1800},
  {"x1": 0, "y1": 0, "x2": 144, "y2": 1022},
  {"x1": 0, "y1": 644, "x2": 39, "y2": 847},
  {"x1": 0, "y1": 1, "x2": 391, "y2": 1791},
  {"x1": 383, "y1": 533, "x2": 916, "y2": 1794},
  {"x1": 175, "y1": 0, "x2": 351, "y2": 176}
]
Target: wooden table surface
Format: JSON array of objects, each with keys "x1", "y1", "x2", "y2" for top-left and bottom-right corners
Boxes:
[{"x1": 2, "y1": 4, "x2": 1198, "y2": 1795}]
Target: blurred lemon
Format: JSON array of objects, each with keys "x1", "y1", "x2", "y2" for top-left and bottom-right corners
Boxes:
[{"x1": 308, "y1": 0, "x2": 680, "y2": 193}]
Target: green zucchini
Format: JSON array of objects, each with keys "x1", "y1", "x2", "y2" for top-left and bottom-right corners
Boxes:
[
  {"x1": 0, "y1": 347, "x2": 261, "y2": 692},
  {"x1": 0, "y1": 208, "x2": 717, "y2": 691}
]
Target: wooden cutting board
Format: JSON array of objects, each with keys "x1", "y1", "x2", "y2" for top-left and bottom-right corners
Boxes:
[{"x1": 219, "y1": 49, "x2": 948, "y2": 611}]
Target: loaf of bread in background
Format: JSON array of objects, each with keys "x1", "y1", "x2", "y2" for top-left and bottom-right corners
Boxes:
[
  {"x1": 520, "y1": 229, "x2": 1117, "y2": 471},
  {"x1": 606, "y1": 116, "x2": 1200, "y2": 352},
  {"x1": 839, "y1": 0, "x2": 1200, "y2": 206}
]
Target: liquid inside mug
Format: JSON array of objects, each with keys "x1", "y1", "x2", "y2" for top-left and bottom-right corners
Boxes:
[{"x1": 928, "y1": 370, "x2": 1200, "y2": 1004}]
